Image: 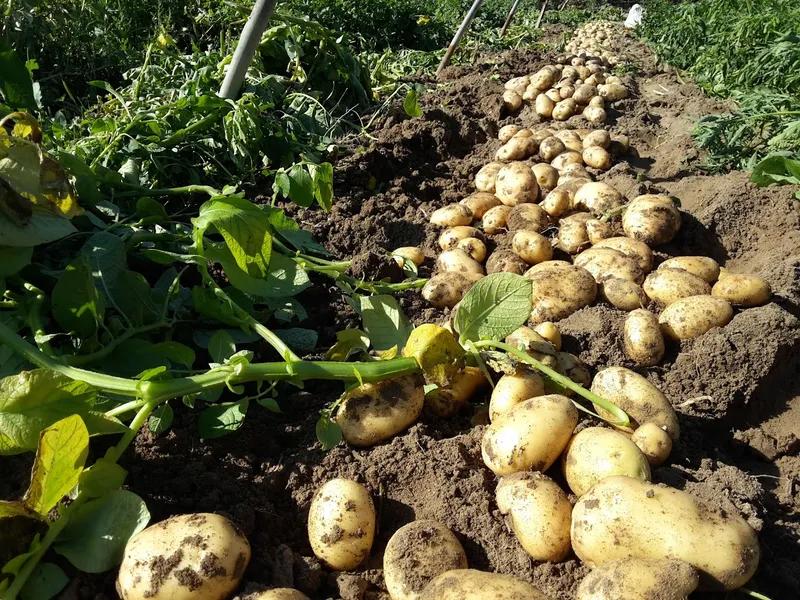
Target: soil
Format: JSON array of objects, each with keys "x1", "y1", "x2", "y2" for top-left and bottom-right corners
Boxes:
[{"x1": 4, "y1": 26, "x2": 799, "y2": 600}]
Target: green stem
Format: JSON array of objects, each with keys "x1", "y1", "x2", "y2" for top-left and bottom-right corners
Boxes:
[
  {"x1": 106, "y1": 400, "x2": 160, "y2": 462},
  {"x1": 112, "y1": 183, "x2": 220, "y2": 199},
  {"x1": 105, "y1": 399, "x2": 147, "y2": 418},
  {"x1": 23, "y1": 285, "x2": 54, "y2": 357},
  {"x1": 739, "y1": 589, "x2": 773, "y2": 600},
  {"x1": 132, "y1": 42, "x2": 154, "y2": 100},
  {"x1": 65, "y1": 322, "x2": 172, "y2": 367},
  {"x1": 159, "y1": 111, "x2": 226, "y2": 147},
  {"x1": 250, "y1": 320, "x2": 302, "y2": 363}
]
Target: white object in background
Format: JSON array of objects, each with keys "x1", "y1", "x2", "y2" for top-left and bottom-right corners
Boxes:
[{"x1": 625, "y1": 4, "x2": 643, "y2": 28}]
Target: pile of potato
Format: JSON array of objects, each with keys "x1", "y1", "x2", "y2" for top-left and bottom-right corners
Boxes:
[{"x1": 564, "y1": 21, "x2": 635, "y2": 66}]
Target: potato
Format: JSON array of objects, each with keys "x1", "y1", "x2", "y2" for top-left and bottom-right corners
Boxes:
[
  {"x1": 553, "y1": 98, "x2": 578, "y2": 120},
  {"x1": 605, "y1": 75, "x2": 623, "y2": 85},
  {"x1": 437, "y1": 249, "x2": 485, "y2": 277},
  {"x1": 503, "y1": 89, "x2": 523, "y2": 112},
  {"x1": 497, "y1": 472, "x2": 572, "y2": 561},
  {"x1": 658, "y1": 295, "x2": 733, "y2": 340},
  {"x1": 622, "y1": 195, "x2": 681, "y2": 247},
  {"x1": 495, "y1": 162, "x2": 539, "y2": 206},
  {"x1": 585, "y1": 219, "x2": 614, "y2": 244},
  {"x1": 532, "y1": 128, "x2": 555, "y2": 144},
  {"x1": 535, "y1": 93, "x2": 556, "y2": 117},
  {"x1": 658, "y1": 256, "x2": 720, "y2": 283},
  {"x1": 582, "y1": 129, "x2": 611, "y2": 149},
  {"x1": 532, "y1": 163, "x2": 559, "y2": 192},
  {"x1": 455, "y1": 238, "x2": 486, "y2": 263},
  {"x1": 475, "y1": 162, "x2": 503, "y2": 193},
  {"x1": 588, "y1": 95, "x2": 605, "y2": 108},
  {"x1": 631, "y1": 422, "x2": 673, "y2": 466},
  {"x1": 422, "y1": 272, "x2": 476, "y2": 308},
  {"x1": 486, "y1": 249, "x2": 527, "y2": 275},
  {"x1": 580, "y1": 250, "x2": 645, "y2": 285},
  {"x1": 571, "y1": 477, "x2": 760, "y2": 590},
  {"x1": 531, "y1": 67, "x2": 558, "y2": 90},
  {"x1": 439, "y1": 226, "x2": 481, "y2": 250},
  {"x1": 419, "y1": 570, "x2": 553, "y2": 600},
  {"x1": 559, "y1": 164, "x2": 591, "y2": 183},
  {"x1": 495, "y1": 136, "x2": 537, "y2": 161},
  {"x1": 117, "y1": 514, "x2": 250, "y2": 600},
  {"x1": 505, "y1": 325, "x2": 559, "y2": 365},
  {"x1": 460, "y1": 192, "x2": 501, "y2": 219},
  {"x1": 712, "y1": 273, "x2": 771, "y2": 307},
  {"x1": 252, "y1": 590, "x2": 310, "y2": 600},
  {"x1": 624, "y1": 309, "x2": 664, "y2": 366},
  {"x1": 594, "y1": 237, "x2": 654, "y2": 273},
  {"x1": 583, "y1": 146, "x2": 612, "y2": 170},
  {"x1": 643, "y1": 268, "x2": 710, "y2": 306},
  {"x1": 541, "y1": 188, "x2": 571, "y2": 218},
  {"x1": 551, "y1": 150, "x2": 583, "y2": 170},
  {"x1": 598, "y1": 83, "x2": 629, "y2": 101},
  {"x1": 562, "y1": 137, "x2": 584, "y2": 153},
  {"x1": 527, "y1": 262, "x2": 597, "y2": 322},
  {"x1": 482, "y1": 205, "x2": 511, "y2": 234},
  {"x1": 563, "y1": 427, "x2": 651, "y2": 496},
  {"x1": 393, "y1": 246, "x2": 425, "y2": 267},
  {"x1": 506, "y1": 203, "x2": 549, "y2": 232},
  {"x1": 572, "y1": 84, "x2": 597, "y2": 104},
  {"x1": 558, "y1": 213, "x2": 592, "y2": 254},
  {"x1": 489, "y1": 369, "x2": 545, "y2": 423},
  {"x1": 481, "y1": 395, "x2": 578, "y2": 476},
  {"x1": 583, "y1": 105, "x2": 607, "y2": 123},
  {"x1": 539, "y1": 136, "x2": 566, "y2": 161},
  {"x1": 336, "y1": 375, "x2": 424, "y2": 447},
  {"x1": 534, "y1": 322, "x2": 561, "y2": 350},
  {"x1": 498, "y1": 124, "x2": 522, "y2": 143},
  {"x1": 554, "y1": 129, "x2": 581, "y2": 142},
  {"x1": 610, "y1": 134, "x2": 630, "y2": 156},
  {"x1": 545, "y1": 88, "x2": 562, "y2": 103},
  {"x1": 547, "y1": 351, "x2": 590, "y2": 396},
  {"x1": 431, "y1": 204, "x2": 473, "y2": 227},
  {"x1": 559, "y1": 85, "x2": 576, "y2": 100},
  {"x1": 512, "y1": 230, "x2": 553, "y2": 265},
  {"x1": 425, "y1": 366, "x2": 486, "y2": 418},
  {"x1": 573, "y1": 182, "x2": 623, "y2": 215},
  {"x1": 590, "y1": 367, "x2": 679, "y2": 439},
  {"x1": 523, "y1": 84, "x2": 540, "y2": 101},
  {"x1": 384, "y1": 521, "x2": 467, "y2": 600},
  {"x1": 308, "y1": 479, "x2": 376, "y2": 570},
  {"x1": 577, "y1": 558, "x2": 699, "y2": 600},
  {"x1": 505, "y1": 76, "x2": 530, "y2": 95}
]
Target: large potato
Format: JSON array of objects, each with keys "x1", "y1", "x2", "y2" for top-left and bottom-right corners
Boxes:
[
  {"x1": 431, "y1": 204, "x2": 473, "y2": 227},
  {"x1": 577, "y1": 249, "x2": 644, "y2": 284},
  {"x1": 643, "y1": 268, "x2": 710, "y2": 306},
  {"x1": 384, "y1": 521, "x2": 467, "y2": 600},
  {"x1": 622, "y1": 195, "x2": 681, "y2": 247},
  {"x1": 658, "y1": 256, "x2": 719, "y2": 283},
  {"x1": 495, "y1": 136, "x2": 537, "y2": 161},
  {"x1": 482, "y1": 205, "x2": 511, "y2": 234},
  {"x1": 117, "y1": 514, "x2": 250, "y2": 600},
  {"x1": 590, "y1": 366, "x2": 679, "y2": 440},
  {"x1": 503, "y1": 89, "x2": 523, "y2": 112},
  {"x1": 506, "y1": 203, "x2": 549, "y2": 232},
  {"x1": 498, "y1": 124, "x2": 522, "y2": 143},
  {"x1": 712, "y1": 273, "x2": 771, "y2": 307},
  {"x1": 582, "y1": 129, "x2": 611, "y2": 149},
  {"x1": 425, "y1": 367, "x2": 486, "y2": 418},
  {"x1": 551, "y1": 150, "x2": 584, "y2": 170},
  {"x1": 252, "y1": 590, "x2": 310, "y2": 600},
  {"x1": 495, "y1": 162, "x2": 539, "y2": 206},
  {"x1": 496, "y1": 472, "x2": 572, "y2": 561},
  {"x1": 631, "y1": 422, "x2": 673, "y2": 467},
  {"x1": 585, "y1": 219, "x2": 614, "y2": 245},
  {"x1": 558, "y1": 213, "x2": 592, "y2": 254},
  {"x1": 335, "y1": 375, "x2": 424, "y2": 446},
  {"x1": 583, "y1": 105, "x2": 607, "y2": 123},
  {"x1": 460, "y1": 192, "x2": 501, "y2": 219},
  {"x1": 475, "y1": 162, "x2": 503, "y2": 193},
  {"x1": 505, "y1": 76, "x2": 530, "y2": 95},
  {"x1": 422, "y1": 272, "x2": 477, "y2": 308},
  {"x1": 486, "y1": 249, "x2": 527, "y2": 275},
  {"x1": 531, "y1": 67, "x2": 558, "y2": 90},
  {"x1": 572, "y1": 84, "x2": 597, "y2": 105},
  {"x1": 513, "y1": 230, "x2": 553, "y2": 264},
  {"x1": 601, "y1": 277, "x2": 647, "y2": 311},
  {"x1": 438, "y1": 226, "x2": 481, "y2": 250},
  {"x1": 598, "y1": 83, "x2": 629, "y2": 101},
  {"x1": 658, "y1": 295, "x2": 733, "y2": 340},
  {"x1": 624, "y1": 309, "x2": 664, "y2": 366},
  {"x1": 489, "y1": 369, "x2": 545, "y2": 422},
  {"x1": 527, "y1": 262, "x2": 597, "y2": 322},
  {"x1": 571, "y1": 476, "x2": 760, "y2": 590},
  {"x1": 308, "y1": 479, "x2": 376, "y2": 570},
  {"x1": 583, "y1": 146, "x2": 612, "y2": 170},
  {"x1": 437, "y1": 248, "x2": 485, "y2": 277},
  {"x1": 577, "y1": 558, "x2": 699, "y2": 600},
  {"x1": 419, "y1": 570, "x2": 553, "y2": 600},
  {"x1": 535, "y1": 93, "x2": 556, "y2": 117},
  {"x1": 563, "y1": 427, "x2": 651, "y2": 496},
  {"x1": 553, "y1": 98, "x2": 578, "y2": 121},
  {"x1": 539, "y1": 136, "x2": 566, "y2": 162},
  {"x1": 594, "y1": 237, "x2": 653, "y2": 273}
]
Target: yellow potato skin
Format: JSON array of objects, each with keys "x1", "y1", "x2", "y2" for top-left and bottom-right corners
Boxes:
[
  {"x1": 571, "y1": 477, "x2": 760, "y2": 591},
  {"x1": 573, "y1": 182, "x2": 623, "y2": 214},
  {"x1": 601, "y1": 278, "x2": 647, "y2": 311},
  {"x1": 527, "y1": 263, "x2": 597, "y2": 323},
  {"x1": 534, "y1": 322, "x2": 562, "y2": 350},
  {"x1": 576, "y1": 558, "x2": 699, "y2": 600},
  {"x1": 425, "y1": 367, "x2": 486, "y2": 418},
  {"x1": 251, "y1": 590, "x2": 310, "y2": 600},
  {"x1": 422, "y1": 273, "x2": 476, "y2": 308},
  {"x1": 658, "y1": 256, "x2": 719, "y2": 283},
  {"x1": 594, "y1": 237, "x2": 654, "y2": 273},
  {"x1": 495, "y1": 162, "x2": 540, "y2": 206},
  {"x1": 712, "y1": 273, "x2": 771, "y2": 307},
  {"x1": 431, "y1": 204, "x2": 473, "y2": 227},
  {"x1": 460, "y1": 192, "x2": 501, "y2": 219},
  {"x1": 624, "y1": 309, "x2": 665, "y2": 366},
  {"x1": 658, "y1": 294, "x2": 733, "y2": 340},
  {"x1": 631, "y1": 422, "x2": 673, "y2": 466},
  {"x1": 622, "y1": 195, "x2": 681, "y2": 247},
  {"x1": 475, "y1": 162, "x2": 503, "y2": 193},
  {"x1": 482, "y1": 205, "x2": 512, "y2": 234},
  {"x1": 489, "y1": 369, "x2": 545, "y2": 422},
  {"x1": 418, "y1": 570, "x2": 554, "y2": 600},
  {"x1": 643, "y1": 268, "x2": 710, "y2": 306}
]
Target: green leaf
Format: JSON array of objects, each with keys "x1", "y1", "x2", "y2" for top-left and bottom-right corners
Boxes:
[
  {"x1": 324, "y1": 329, "x2": 370, "y2": 361},
  {"x1": 454, "y1": 273, "x2": 532, "y2": 343},
  {"x1": 98, "y1": 339, "x2": 170, "y2": 379},
  {"x1": 257, "y1": 397, "x2": 281, "y2": 413},
  {"x1": 25, "y1": 414, "x2": 89, "y2": 516},
  {"x1": 0, "y1": 41, "x2": 37, "y2": 110},
  {"x1": 51, "y1": 255, "x2": 104, "y2": 338},
  {"x1": 316, "y1": 417, "x2": 342, "y2": 450},
  {"x1": 148, "y1": 403, "x2": 173, "y2": 435},
  {"x1": 53, "y1": 490, "x2": 150, "y2": 573},
  {"x1": 403, "y1": 88, "x2": 422, "y2": 118},
  {"x1": 80, "y1": 232, "x2": 127, "y2": 304},
  {"x1": 273, "y1": 170, "x2": 291, "y2": 198},
  {"x1": 20, "y1": 562, "x2": 68, "y2": 600},
  {"x1": 151, "y1": 342, "x2": 195, "y2": 368},
  {"x1": 135, "y1": 197, "x2": 168, "y2": 222},
  {"x1": 136, "y1": 366, "x2": 170, "y2": 381},
  {"x1": 751, "y1": 154, "x2": 800, "y2": 187},
  {"x1": 191, "y1": 286, "x2": 245, "y2": 327},
  {"x1": 111, "y1": 270, "x2": 159, "y2": 326},
  {"x1": 208, "y1": 330, "x2": 236, "y2": 363},
  {"x1": 0, "y1": 246, "x2": 32, "y2": 277},
  {"x1": 197, "y1": 399, "x2": 248, "y2": 439},
  {"x1": 358, "y1": 295, "x2": 412, "y2": 352},
  {"x1": 275, "y1": 328, "x2": 318, "y2": 354},
  {"x1": 192, "y1": 328, "x2": 260, "y2": 349},
  {"x1": 204, "y1": 244, "x2": 310, "y2": 298},
  {"x1": 309, "y1": 162, "x2": 334, "y2": 211},
  {"x1": 0, "y1": 211, "x2": 76, "y2": 248},
  {"x1": 77, "y1": 458, "x2": 127, "y2": 499},
  {"x1": 288, "y1": 163, "x2": 314, "y2": 207}
]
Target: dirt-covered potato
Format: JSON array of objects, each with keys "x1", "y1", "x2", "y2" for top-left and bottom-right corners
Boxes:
[
  {"x1": 631, "y1": 422, "x2": 673, "y2": 466},
  {"x1": 563, "y1": 427, "x2": 651, "y2": 496},
  {"x1": 590, "y1": 367, "x2": 679, "y2": 440},
  {"x1": 559, "y1": 85, "x2": 576, "y2": 100},
  {"x1": 583, "y1": 105, "x2": 607, "y2": 123},
  {"x1": 562, "y1": 137, "x2": 584, "y2": 153},
  {"x1": 486, "y1": 249, "x2": 527, "y2": 275},
  {"x1": 308, "y1": 479, "x2": 376, "y2": 570},
  {"x1": 532, "y1": 163, "x2": 559, "y2": 192},
  {"x1": 573, "y1": 84, "x2": 597, "y2": 105},
  {"x1": 571, "y1": 476, "x2": 760, "y2": 590},
  {"x1": 512, "y1": 230, "x2": 553, "y2": 265},
  {"x1": 456, "y1": 237, "x2": 488, "y2": 263},
  {"x1": 582, "y1": 129, "x2": 611, "y2": 149},
  {"x1": 554, "y1": 129, "x2": 581, "y2": 142},
  {"x1": 506, "y1": 203, "x2": 549, "y2": 232},
  {"x1": 534, "y1": 322, "x2": 562, "y2": 350},
  {"x1": 545, "y1": 88, "x2": 562, "y2": 103},
  {"x1": 557, "y1": 213, "x2": 592, "y2": 255},
  {"x1": 384, "y1": 521, "x2": 467, "y2": 600},
  {"x1": 598, "y1": 83, "x2": 629, "y2": 101},
  {"x1": 425, "y1": 367, "x2": 486, "y2": 418},
  {"x1": 658, "y1": 256, "x2": 719, "y2": 283},
  {"x1": 624, "y1": 309, "x2": 664, "y2": 366},
  {"x1": 503, "y1": 89, "x2": 523, "y2": 112},
  {"x1": 541, "y1": 188, "x2": 571, "y2": 218},
  {"x1": 505, "y1": 76, "x2": 530, "y2": 95},
  {"x1": 336, "y1": 375, "x2": 424, "y2": 447},
  {"x1": 643, "y1": 268, "x2": 711, "y2": 306},
  {"x1": 497, "y1": 472, "x2": 572, "y2": 562},
  {"x1": 117, "y1": 514, "x2": 251, "y2": 600},
  {"x1": 574, "y1": 182, "x2": 623, "y2": 215},
  {"x1": 419, "y1": 570, "x2": 554, "y2": 600},
  {"x1": 539, "y1": 136, "x2": 566, "y2": 162},
  {"x1": 393, "y1": 246, "x2": 425, "y2": 267},
  {"x1": 583, "y1": 146, "x2": 612, "y2": 170},
  {"x1": 495, "y1": 162, "x2": 539, "y2": 206},
  {"x1": 553, "y1": 98, "x2": 578, "y2": 120},
  {"x1": 475, "y1": 162, "x2": 503, "y2": 193},
  {"x1": 437, "y1": 248, "x2": 485, "y2": 277},
  {"x1": 712, "y1": 272, "x2": 771, "y2": 307},
  {"x1": 658, "y1": 294, "x2": 733, "y2": 340},
  {"x1": 586, "y1": 219, "x2": 614, "y2": 245},
  {"x1": 431, "y1": 204, "x2": 473, "y2": 227},
  {"x1": 546, "y1": 351, "x2": 590, "y2": 396},
  {"x1": 251, "y1": 590, "x2": 310, "y2": 600},
  {"x1": 593, "y1": 237, "x2": 653, "y2": 273},
  {"x1": 551, "y1": 150, "x2": 584, "y2": 170},
  {"x1": 588, "y1": 95, "x2": 605, "y2": 108},
  {"x1": 531, "y1": 67, "x2": 558, "y2": 90},
  {"x1": 482, "y1": 204, "x2": 512, "y2": 234},
  {"x1": 577, "y1": 558, "x2": 699, "y2": 600},
  {"x1": 535, "y1": 93, "x2": 556, "y2": 117},
  {"x1": 498, "y1": 124, "x2": 523, "y2": 143},
  {"x1": 505, "y1": 326, "x2": 559, "y2": 369},
  {"x1": 489, "y1": 369, "x2": 545, "y2": 422},
  {"x1": 422, "y1": 272, "x2": 476, "y2": 308},
  {"x1": 601, "y1": 277, "x2": 647, "y2": 311},
  {"x1": 496, "y1": 136, "x2": 537, "y2": 161},
  {"x1": 439, "y1": 226, "x2": 481, "y2": 250},
  {"x1": 622, "y1": 195, "x2": 681, "y2": 247},
  {"x1": 523, "y1": 84, "x2": 539, "y2": 101},
  {"x1": 460, "y1": 192, "x2": 501, "y2": 219},
  {"x1": 527, "y1": 262, "x2": 597, "y2": 322},
  {"x1": 482, "y1": 395, "x2": 578, "y2": 476}
]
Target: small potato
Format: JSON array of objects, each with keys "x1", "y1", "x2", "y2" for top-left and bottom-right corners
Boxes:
[
  {"x1": 507, "y1": 203, "x2": 549, "y2": 232},
  {"x1": 571, "y1": 477, "x2": 760, "y2": 590},
  {"x1": 558, "y1": 213, "x2": 592, "y2": 255},
  {"x1": 490, "y1": 369, "x2": 545, "y2": 422},
  {"x1": 495, "y1": 136, "x2": 537, "y2": 161},
  {"x1": 582, "y1": 129, "x2": 611, "y2": 149},
  {"x1": 495, "y1": 162, "x2": 540, "y2": 206},
  {"x1": 497, "y1": 472, "x2": 572, "y2": 562},
  {"x1": 602, "y1": 278, "x2": 648, "y2": 311},
  {"x1": 659, "y1": 295, "x2": 733, "y2": 340},
  {"x1": 419, "y1": 570, "x2": 553, "y2": 600},
  {"x1": 475, "y1": 162, "x2": 503, "y2": 193},
  {"x1": 336, "y1": 375, "x2": 424, "y2": 447},
  {"x1": 712, "y1": 273, "x2": 771, "y2": 307},
  {"x1": 559, "y1": 85, "x2": 576, "y2": 100},
  {"x1": 624, "y1": 309, "x2": 665, "y2": 366},
  {"x1": 605, "y1": 75, "x2": 623, "y2": 85},
  {"x1": 545, "y1": 88, "x2": 562, "y2": 103},
  {"x1": 539, "y1": 136, "x2": 566, "y2": 162},
  {"x1": 439, "y1": 226, "x2": 481, "y2": 250},
  {"x1": 658, "y1": 256, "x2": 720, "y2": 283},
  {"x1": 523, "y1": 84, "x2": 540, "y2": 101},
  {"x1": 532, "y1": 128, "x2": 555, "y2": 144},
  {"x1": 481, "y1": 395, "x2": 578, "y2": 476},
  {"x1": 563, "y1": 427, "x2": 651, "y2": 496},
  {"x1": 460, "y1": 192, "x2": 501, "y2": 219},
  {"x1": 583, "y1": 146, "x2": 612, "y2": 170},
  {"x1": 572, "y1": 84, "x2": 597, "y2": 104},
  {"x1": 541, "y1": 188, "x2": 571, "y2": 218},
  {"x1": 588, "y1": 95, "x2": 605, "y2": 108},
  {"x1": 456, "y1": 237, "x2": 487, "y2": 263},
  {"x1": 573, "y1": 182, "x2": 623, "y2": 215},
  {"x1": 577, "y1": 558, "x2": 699, "y2": 600},
  {"x1": 384, "y1": 521, "x2": 467, "y2": 600},
  {"x1": 631, "y1": 422, "x2": 673, "y2": 467},
  {"x1": 503, "y1": 89, "x2": 523, "y2": 112},
  {"x1": 586, "y1": 219, "x2": 614, "y2": 244},
  {"x1": 622, "y1": 195, "x2": 681, "y2": 247},
  {"x1": 117, "y1": 514, "x2": 250, "y2": 600},
  {"x1": 583, "y1": 105, "x2": 607, "y2": 124},
  {"x1": 422, "y1": 272, "x2": 477, "y2": 308},
  {"x1": 551, "y1": 150, "x2": 583, "y2": 170},
  {"x1": 498, "y1": 124, "x2": 522, "y2": 143},
  {"x1": 534, "y1": 322, "x2": 561, "y2": 350},
  {"x1": 562, "y1": 137, "x2": 584, "y2": 153},
  {"x1": 393, "y1": 246, "x2": 425, "y2": 267},
  {"x1": 553, "y1": 130, "x2": 581, "y2": 142},
  {"x1": 252, "y1": 590, "x2": 310, "y2": 600},
  {"x1": 552, "y1": 99, "x2": 578, "y2": 121},
  {"x1": 598, "y1": 83, "x2": 629, "y2": 101},
  {"x1": 535, "y1": 93, "x2": 556, "y2": 117},
  {"x1": 308, "y1": 479, "x2": 376, "y2": 570},
  {"x1": 512, "y1": 128, "x2": 533, "y2": 139},
  {"x1": 505, "y1": 326, "x2": 559, "y2": 369},
  {"x1": 482, "y1": 205, "x2": 512, "y2": 234},
  {"x1": 594, "y1": 237, "x2": 654, "y2": 273},
  {"x1": 486, "y1": 249, "x2": 528, "y2": 275},
  {"x1": 591, "y1": 367, "x2": 679, "y2": 439},
  {"x1": 513, "y1": 230, "x2": 553, "y2": 265},
  {"x1": 431, "y1": 204, "x2": 473, "y2": 227},
  {"x1": 437, "y1": 248, "x2": 485, "y2": 277},
  {"x1": 532, "y1": 163, "x2": 559, "y2": 192},
  {"x1": 643, "y1": 268, "x2": 711, "y2": 306},
  {"x1": 548, "y1": 351, "x2": 591, "y2": 396},
  {"x1": 527, "y1": 262, "x2": 597, "y2": 322}
]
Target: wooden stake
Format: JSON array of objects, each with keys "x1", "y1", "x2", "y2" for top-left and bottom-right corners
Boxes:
[
  {"x1": 436, "y1": 0, "x2": 486, "y2": 77},
  {"x1": 535, "y1": 0, "x2": 550, "y2": 29},
  {"x1": 500, "y1": 0, "x2": 523, "y2": 36}
]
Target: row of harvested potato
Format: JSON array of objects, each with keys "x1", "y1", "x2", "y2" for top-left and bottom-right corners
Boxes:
[{"x1": 565, "y1": 21, "x2": 635, "y2": 65}]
